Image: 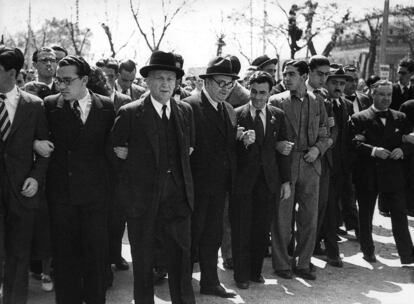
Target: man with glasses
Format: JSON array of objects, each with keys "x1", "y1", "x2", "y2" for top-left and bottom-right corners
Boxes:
[
  {"x1": 184, "y1": 56, "x2": 239, "y2": 298},
  {"x1": 44, "y1": 55, "x2": 115, "y2": 304},
  {"x1": 24, "y1": 47, "x2": 59, "y2": 99},
  {"x1": 391, "y1": 57, "x2": 414, "y2": 110}
]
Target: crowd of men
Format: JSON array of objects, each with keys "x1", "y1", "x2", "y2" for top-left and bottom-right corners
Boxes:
[{"x1": 0, "y1": 43, "x2": 414, "y2": 304}]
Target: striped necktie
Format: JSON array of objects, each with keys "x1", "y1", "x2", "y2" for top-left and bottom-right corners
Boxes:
[{"x1": 0, "y1": 94, "x2": 11, "y2": 142}]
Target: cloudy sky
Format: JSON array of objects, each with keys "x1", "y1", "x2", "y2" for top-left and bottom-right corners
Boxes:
[{"x1": 0, "y1": 0, "x2": 412, "y2": 72}]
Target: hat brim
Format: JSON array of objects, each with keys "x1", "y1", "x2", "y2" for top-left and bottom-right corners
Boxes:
[
  {"x1": 199, "y1": 73, "x2": 240, "y2": 80},
  {"x1": 140, "y1": 64, "x2": 184, "y2": 78},
  {"x1": 257, "y1": 58, "x2": 278, "y2": 69},
  {"x1": 327, "y1": 74, "x2": 353, "y2": 81}
]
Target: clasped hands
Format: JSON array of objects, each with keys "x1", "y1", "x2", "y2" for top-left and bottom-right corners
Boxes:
[
  {"x1": 236, "y1": 126, "x2": 255, "y2": 148},
  {"x1": 374, "y1": 147, "x2": 403, "y2": 160}
]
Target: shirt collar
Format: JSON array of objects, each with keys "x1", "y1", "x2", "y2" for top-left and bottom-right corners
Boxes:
[
  {"x1": 249, "y1": 101, "x2": 266, "y2": 115},
  {"x1": 398, "y1": 81, "x2": 411, "y2": 90},
  {"x1": 305, "y1": 80, "x2": 317, "y2": 93},
  {"x1": 203, "y1": 88, "x2": 218, "y2": 110},
  {"x1": 150, "y1": 95, "x2": 170, "y2": 118},
  {"x1": 72, "y1": 90, "x2": 91, "y2": 112}
]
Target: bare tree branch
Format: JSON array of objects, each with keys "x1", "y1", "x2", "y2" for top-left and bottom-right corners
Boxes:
[{"x1": 130, "y1": 0, "x2": 154, "y2": 51}]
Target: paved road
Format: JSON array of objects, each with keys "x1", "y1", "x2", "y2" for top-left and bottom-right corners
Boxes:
[{"x1": 27, "y1": 207, "x2": 414, "y2": 304}]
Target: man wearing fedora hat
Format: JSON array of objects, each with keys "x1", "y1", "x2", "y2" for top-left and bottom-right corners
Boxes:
[
  {"x1": 318, "y1": 66, "x2": 354, "y2": 267},
  {"x1": 252, "y1": 55, "x2": 278, "y2": 94},
  {"x1": 183, "y1": 56, "x2": 239, "y2": 298},
  {"x1": 111, "y1": 50, "x2": 196, "y2": 304}
]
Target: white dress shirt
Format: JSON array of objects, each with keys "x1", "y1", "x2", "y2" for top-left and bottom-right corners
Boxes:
[
  {"x1": 249, "y1": 102, "x2": 266, "y2": 133},
  {"x1": 202, "y1": 88, "x2": 219, "y2": 110},
  {"x1": 151, "y1": 95, "x2": 170, "y2": 119},
  {"x1": 3, "y1": 85, "x2": 19, "y2": 123},
  {"x1": 71, "y1": 91, "x2": 92, "y2": 124}
]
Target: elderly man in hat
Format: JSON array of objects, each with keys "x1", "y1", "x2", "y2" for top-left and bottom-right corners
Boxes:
[
  {"x1": 112, "y1": 51, "x2": 196, "y2": 304},
  {"x1": 0, "y1": 46, "x2": 49, "y2": 304},
  {"x1": 183, "y1": 56, "x2": 240, "y2": 298}
]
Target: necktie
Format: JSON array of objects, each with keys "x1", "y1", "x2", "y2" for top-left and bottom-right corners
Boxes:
[
  {"x1": 254, "y1": 109, "x2": 264, "y2": 146},
  {"x1": 0, "y1": 94, "x2": 11, "y2": 142},
  {"x1": 162, "y1": 105, "x2": 168, "y2": 125},
  {"x1": 376, "y1": 111, "x2": 388, "y2": 119},
  {"x1": 72, "y1": 100, "x2": 83, "y2": 124},
  {"x1": 345, "y1": 95, "x2": 356, "y2": 102},
  {"x1": 217, "y1": 102, "x2": 225, "y2": 121},
  {"x1": 122, "y1": 88, "x2": 128, "y2": 95}
]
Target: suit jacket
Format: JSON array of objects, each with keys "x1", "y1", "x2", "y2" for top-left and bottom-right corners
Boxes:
[
  {"x1": 226, "y1": 82, "x2": 250, "y2": 108},
  {"x1": 233, "y1": 103, "x2": 291, "y2": 194},
  {"x1": 399, "y1": 99, "x2": 414, "y2": 127},
  {"x1": 113, "y1": 91, "x2": 132, "y2": 113},
  {"x1": 111, "y1": 95, "x2": 195, "y2": 218},
  {"x1": 391, "y1": 83, "x2": 414, "y2": 110},
  {"x1": 0, "y1": 89, "x2": 49, "y2": 209},
  {"x1": 350, "y1": 107, "x2": 413, "y2": 192},
  {"x1": 115, "y1": 81, "x2": 146, "y2": 101},
  {"x1": 269, "y1": 90, "x2": 331, "y2": 157},
  {"x1": 24, "y1": 81, "x2": 59, "y2": 100},
  {"x1": 184, "y1": 91, "x2": 237, "y2": 194},
  {"x1": 44, "y1": 91, "x2": 115, "y2": 206}
]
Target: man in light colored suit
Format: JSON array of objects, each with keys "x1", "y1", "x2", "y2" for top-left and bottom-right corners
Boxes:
[{"x1": 269, "y1": 60, "x2": 330, "y2": 280}]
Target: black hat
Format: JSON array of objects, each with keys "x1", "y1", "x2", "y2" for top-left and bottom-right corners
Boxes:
[
  {"x1": 199, "y1": 56, "x2": 239, "y2": 79},
  {"x1": 0, "y1": 46, "x2": 24, "y2": 73},
  {"x1": 251, "y1": 55, "x2": 278, "y2": 70},
  {"x1": 140, "y1": 51, "x2": 184, "y2": 78},
  {"x1": 327, "y1": 66, "x2": 353, "y2": 81},
  {"x1": 226, "y1": 55, "x2": 241, "y2": 75}
]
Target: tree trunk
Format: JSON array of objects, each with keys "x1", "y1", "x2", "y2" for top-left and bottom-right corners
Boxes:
[{"x1": 367, "y1": 40, "x2": 377, "y2": 77}]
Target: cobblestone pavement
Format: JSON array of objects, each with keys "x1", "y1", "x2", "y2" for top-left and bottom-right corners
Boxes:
[{"x1": 27, "y1": 207, "x2": 414, "y2": 304}]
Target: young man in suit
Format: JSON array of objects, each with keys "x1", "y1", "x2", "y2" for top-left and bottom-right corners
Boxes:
[
  {"x1": 184, "y1": 56, "x2": 238, "y2": 298},
  {"x1": 0, "y1": 46, "x2": 49, "y2": 304},
  {"x1": 111, "y1": 51, "x2": 196, "y2": 304},
  {"x1": 44, "y1": 55, "x2": 115, "y2": 304},
  {"x1": 115, "y1": 59, "x2": 146, "y2": 100},
  {"x1": 350, "y1": 80, "x2": 414, "y2": 264},
  {"x1": 231, "y1": 71, "x2": 291, "y2": 289},
  {"x1": 24, "y1": 47, "x2": 59, "y2": 99},
  {"x1": 390, "y1": 58, "x2": 414, "y2": 110},
  {"x1": 269, "y1": 60, "x2": 330, "y2": 280},
  {"x1": 344, "y1": 65, "x2": 372, "y2": 113}
]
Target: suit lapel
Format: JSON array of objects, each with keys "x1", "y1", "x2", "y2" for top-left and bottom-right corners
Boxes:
[
  {"x1": 9, "y1": 90, "x2": 32, "y2": 139},
  {"x1": 239, "y1": 104, "x2": 254, "y2": 130},
  {"x1": 171, "y1": 99, "x2": 185, "y2": 155},
  {"x1": 282, "y1": 94, "x2": 299, "y2": 136},
  {"x1": 307, "y1": 94, "x2": 316, "y2": 135},
  {"x1": 139, "y1": 96, "x2": 159, "y2": 166},
  {"x1": 201, "y1": 92, "x2": 225, "y2": 136},
  {"x1": 264, "y1": 105, "x2": 273, "y2": 143}
]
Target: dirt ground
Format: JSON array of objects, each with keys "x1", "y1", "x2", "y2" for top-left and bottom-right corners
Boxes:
[{"x1": 27, "y1": 206, "x2": 414, "y2": 304}]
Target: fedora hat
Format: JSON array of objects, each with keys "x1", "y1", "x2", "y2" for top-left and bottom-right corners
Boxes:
[
  {"x1": 327, "y1": 66, "x2": 353, "y2": 81},
  {"x1": 251, "y1": 55, "x2": 278, "y2": 69},
  {"x1": 140, "y1": 51, "x2": 184, "y2": 78},
  {"x1": 199, "y1": 56, "x2": 239, "y2": 79}
]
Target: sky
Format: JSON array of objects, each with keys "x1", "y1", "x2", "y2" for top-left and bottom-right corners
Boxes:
[{"x1": 0, "y1": 0, "x2": 413, "y2": 73}]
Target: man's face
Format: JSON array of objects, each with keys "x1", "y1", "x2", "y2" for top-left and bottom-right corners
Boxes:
[
  {"x1": 0, "y1": 64, "x2": 15, "y2": 92},
  {"x1": 261, "y1": 63, "x2": 276, "y2": 79},
  {"x1": 372, "y1": 84, "x2": 392, "y2": 111},
  {"x1": 308, "y1": 65, "x2": 330, "y2": 89},
  {"x1": 118, "y1": 68, "x2": 136, "y2": 90},
  {"x1": 283, "y1": 65, "x2": 306, "y2": 91},
  {"x1": 146, "y1": 70, "x2": 176, "y2": 104},
  {"x1": 326, "y1": 77, "x2": 347, "y2": 99},
  {"x1": 397, "y1": 66, "x2": 413, "y2": 86},
  {"x1": 102, "y1": 67, "x2": 117, "y2": 89},
  {"x1": 250, "y1": 82, "x2": 270, "y2": 110},
  {"x1": 195, "y1": 77, "x2": 204, "y2": 90},
  {"x1": 344, "y1": 70, "x2": 358, "y2": 95},
  {"x1": 34, "y1": 51, "x2": 56, "y2": 79},
  {"x1": 204, "y1": 75, "x2": 235, "y2": 102},
  {"x1": 56, "y1": 65, "x2": 87, "y2": 101}
]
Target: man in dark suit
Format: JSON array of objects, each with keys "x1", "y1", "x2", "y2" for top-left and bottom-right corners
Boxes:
[
  {"x1": 184, "y1": 56, "x2": 238, "y2": 298},
  {"x1": 111, "y1": 51, "x2": 195, "y2": 304},
  {"x1": 344, "y1": 65, "x2": 372, "y2": 113},
  {"x1": 0, "y1": 46, "x2": 49, "y2": 304},
  {"x1": 350, "y1": 80, "x2": 414, "y2": 264},
  {"x1": 320, "y1": 67, "x2": 354, "y2": 267},
  {"x1": 44, "y1": 56, "x2": 115, "y2": 304},
  {"x1": 269, "y1": 60, "x2": 330, "y2": 280},
  {"x1": 24, "y1": 47, "x2": 60, "y2": 99},
  {"x1": 390, "y1": 58, "x2": 414, "y2": 110},
  {"x1": 115, "y1": 59, "x2": 146, "y2": 100},
  {"x1": 230, "y1": 71, "x2": 291, "y2": 289}
]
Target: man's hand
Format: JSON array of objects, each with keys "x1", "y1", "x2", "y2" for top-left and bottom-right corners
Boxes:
[
  {"x1": 402, "y1": 134, "x2": 414, "y2": 144},
  {"x1": 242, "y1": 130, "x2": 255, "y2": 147},
  {"x1": 33, "y1": 140, "x2": 54, "y2": 158},
  {"x1": 389, "y1": 148, "x2": 404, "y2": 160},
  {"x1": 114, "y1": 146, "x2": 128, "y2": 160},
  {"x1": 276, "y1": 140, "x2": 294, "y2": 156},
  {"x1": 374, "y1": 147, "x2": 391, "y2": 159},
  {"x1": 189, "y1": 147, "x2": 194, "y2": 155},
  {"x1": 304, "y1": 146, "x2": 320, "y2": 163},
  {"x1": 21, "y1": 177, "x2": 38, "y2": 198},
  {"x1": 236, "y1": 126, "x2": 245, "y2": 140},
  {"x1": 280, "y1": 182, "x2": 291, "y2": 201}
]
